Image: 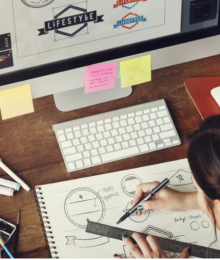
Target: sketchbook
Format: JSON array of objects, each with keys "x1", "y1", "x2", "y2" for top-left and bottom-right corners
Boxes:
[{"x1": 35, "y1": 159, "x2": 219, "y2": 258}]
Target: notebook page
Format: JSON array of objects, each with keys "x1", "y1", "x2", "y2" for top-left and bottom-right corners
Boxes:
[{"x1": 36, "y1": 159, "x2": 218, "y2": 258}]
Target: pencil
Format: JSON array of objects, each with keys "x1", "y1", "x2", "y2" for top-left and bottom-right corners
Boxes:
[{"x1": 0, "y1": 234, "x2": 15, "y2": 259}]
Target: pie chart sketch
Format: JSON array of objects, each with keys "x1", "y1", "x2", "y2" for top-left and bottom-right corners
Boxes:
[
  {"x1": 125, "y1": 201, "x2": 150, "y2": 223},
  {"x1": 121, "y1": 175, "x2": 142, "y2": 197},
  {"x1": 65, "y1": 188, "x2": 105, "y2": 229}
]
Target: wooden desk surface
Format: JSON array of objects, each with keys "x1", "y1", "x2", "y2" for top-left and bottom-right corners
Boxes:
[{"x1": 1, "y1": 54, "x2": 219, "y2": 258}]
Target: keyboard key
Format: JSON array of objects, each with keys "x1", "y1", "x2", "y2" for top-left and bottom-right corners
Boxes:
[
  {"x1": 150, "y1": 113, "x2": 157, "y2": 120},
  {"x1": 130, "y1": 132, "x2": 138, "y2": 139},
  {"x1": 149, "y1": 120, "x2": 156, "y2": 127},
  {"x1": 114, "y1": 143, "x2": 121, "y2": 151},
  {"x1": 113, "y1": 117, "x2": 119, "y2": 121},
  {"x1": 136, "y1": 111, "x2": 143, "y2": 116},
  {"x1": 152, "y1": 134, "x2": 159, "y2": 141},
  {"x1": 126, "y1": 126, "x2": 133, "y2": 133},
  {"x1": 102, "y1": 147, "x2": 139, "y2": 162},
  {"x1": 105, "y1": 124, "x2": 112, "y2": 130},
  {"x1": 158, "y1": 143, "x2": 165, "y2": 149},
  {"x1": 92, "y1": 141, "x2": 100, "y2": 148},
  {"x1": 99, "y1": 147, "x2": 106, "y2": 154},
  {"x1": 76, "y1": 160, "x2": 83, "y2": 169},
  {"x1": 105, "y1": 118, "x2": 111, "y2": 123},
  {"x1": 81, "y1": 124, "x2": 88, "y2": 129},
  {"x1": 91, "y1": 149, "x2": 98, "y2": 156},
  {"x1": 119, "y1": 127, "x2": 126, "y2": 135},
  {"x1": 141, "y1": 122, "x2": 148, "y2": 129},
  {"x1": 65, "y1": 128, "x2": 72, "y2": 133},
  {"x1": 92, "y1": 156, "x2": 101, "y2": 164},
  {"x1": 159, "y1": 106, "x2": 166, "y2": 110},
  {"x1": 144, "y1": 136, "x2": 152, "y2": 143},
  {"x1": 113, "y1": 122, "x2": 120, "y2": 129},
  {"x1": 137, "y1": 138, "x2": 144, "y2": 145},
  {"x1": 153, "y1": 126, "x2": 160, "y2": 134},
  {"x1": 90, "y1": 127, "x2": 97, "y2": 134},
  {"x1": 97, "y1": 120, "x2": 104, "y2": 125},
  {"x1": 163, "y1": 138, "x2": 171, "y2": 143},
  {"x1": 111, "y1": 129, "x2": 118, "y2": 137},
  {"x1": 84, "y1": 158, "x2": 91, "y2": 167},
  {"x1": 142, "y1": 114, "x2": 150, "y2": 121},
  {"x1": 59, "y1": 135, "x2": 66, "y2": 142},
  {"x1": 67, "y1": 133, "x2": 74, "y2": 140},
  {"x1": 57, "y1": 130, "x2": 64, "y2": 135},
  {"x1": 88, "y1": 135, "x2": 95, "y2": 142},
  {"x1": 68, "y1": 162, "x2": 75, "y2": 171},
  {"x1": 100, "y1": 139, "x2": 108, "y2": 146},
  {"x1": 160, "y1": 123, "x2": 173, "y2": 132},
  {"x1": 63, "y1": 147, "x2": 76, "y2": 155},
  {"x1": 138, "y1": 130, "x2": 145, "y2": 137},
  {"x1": 123, "y1": 134, "x2": 130, "y2": 141},
  {"x1": 73, "y1": 126, "x2": 80, "y2": 131},
  {"x1": 173, "y1": 140, "x2": 180, "y2": 145},
  {"x1": 122, "y1": 141, "x2": 129, "y2": 149},
  {"x1": 72, "y1": 139, "x2": 80, "y2": 146},
  {"x1": 159, "y1": 130, "x2": 176, "y2": 139},
  {"x1": 135, "y1": 116, "x2": 142, "y2": 123},
  {"x1": 106, "y1": 145, "x2": 114, "y2": 152},
  {"x1": 96, "y1": 133, "x2": 103, "y2": 140},
  {"x1": 77, "y1": 145, "x2": 84, "y2": 152},
  {"x1": 97, "y1": 125, "x2": 105, "y2": 132},
  {"x1": 128, "y1": 113, "x2": 135, "y2": 118},
  {"x1": 129, "y1": 140, "x2": 137, "y2": 147},
  {"x1": 82, "y1": 129, "x2": 89, "y2": 136},
  {"x1": 83, "y1": 151, "x2": 90, "y2": 158},
  {"x1": 89, "y1": 122, "x2": 96, "y2": 127},
  {"x1": 156, "y1": 118, "x2": 163, "y2": 125},
  {"x1": 103, "y1": 131, "x2": 111, "y2": 138},
  {"x1": 120, "y1": 120, "x2": 127, "y2": 127},
  {"x1": 85, "y1": 143, "x2": 92, "y2": 150},
  {"x1": 80, "y1": 137, "x2": 88, "y2": 144},
  {"x1": 163, "y1": 117, "x2": 171, "y2": 124},
  {"x1": 134, "y1": 124, "x2": 141, "y2": 131},
  {"x1": 140, "y1": 144, "x2": 149, "y2": 152},
  {"x1": 165, "y1": 142, "x2": 172, "y2": 147},
  {"x1": 151, "y1": 107, "x2": 158, "y2": 112},
  {"x1": 149, "y1": 142, "x2": 156, "y2": 150},
  {"x1": 61, "y1": 140, "x2": 72, "y2": 149},
  {"x1": 145, "y1": 128, "x2": 153, "y2": 135},
  {"x1": 157, "y1": 110, "x2": 168, "y2": 118},
  {"x1": 120, "y1": 115, "x2": 127, "y2": 119},
  {"x1": 144, "y1": 109, "x2": 150, "y2": 114},
  {"x1": 115, "y1": 136, "x2": 123, "y2": 143},
  {"x1": 66, "y1": 153, "x2": 82, "y2": 162},
  {"x1": 75, "y1": 131, "x2": 82, "y2": 138},
  {"x1": 128, "y1": 118, "x2": 135, "y2": 125},
  {"x1": 108, "y1": 137, "x2": 115, "y2": 145}
]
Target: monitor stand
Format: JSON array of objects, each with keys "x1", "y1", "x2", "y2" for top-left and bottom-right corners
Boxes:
[{"x1": 53, "y1": 79, "x2": 132, "y2": 112}]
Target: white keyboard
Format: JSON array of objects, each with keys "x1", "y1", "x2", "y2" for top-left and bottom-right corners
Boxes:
[{"x1": 53, "y1": 99, "x2": 181, "y2": 172}]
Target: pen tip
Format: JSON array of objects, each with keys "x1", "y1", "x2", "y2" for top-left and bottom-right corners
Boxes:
[{"x1": 116, "y1": 220, "x2": 121, "y2": 225}]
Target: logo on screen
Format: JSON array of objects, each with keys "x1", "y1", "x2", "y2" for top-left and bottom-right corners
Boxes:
[
  {"x1": 38, "y1": 3, "x2": 104, "y2": 41},
  {"x1": 113, "y1": 13, "x2": 147, "y2": 29},
  {"x1": 21, "y1": 0, "x2": 54, "y2": 8},
  {"x1": 113, "y1": 0, "x2": 147, "y2": 9}
]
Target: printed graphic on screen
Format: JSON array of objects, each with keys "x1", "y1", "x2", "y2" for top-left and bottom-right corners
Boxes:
[
  {"x1": 12, "y1": 0, "x2": 166, "y2": 57},
  {"x1": 0, "y1": 50, "x2": 13, "y2": 70},
  {"x1": 0, "y1": 34, "x2": 11, "y2": 52}
]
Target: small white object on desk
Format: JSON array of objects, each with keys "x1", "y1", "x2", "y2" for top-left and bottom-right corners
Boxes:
[
  {"x1": 0, "y1": 186, "x2": 14, "y2": 197},
  {"x1": 0, "y1": 177, "x2": 20, "y2": 191},
  {"x1": 0, "y1": 159, "x2": 30, "y2": 191},
  {"x1": 211, "y1": 86, "x2": 220, "y2": 107}
]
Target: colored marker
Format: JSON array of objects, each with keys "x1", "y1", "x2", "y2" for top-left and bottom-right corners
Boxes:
[
  {"x1": 0, "y1": 186, "x2": 14, "y2": 197},
  {"x1": 0, "y1": 177, "x2": 20, "y2": 191}
]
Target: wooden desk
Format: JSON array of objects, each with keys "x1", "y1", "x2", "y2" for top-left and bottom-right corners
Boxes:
[{"x1": 1, "y1": 54, "x2": 219, "y2": 258}]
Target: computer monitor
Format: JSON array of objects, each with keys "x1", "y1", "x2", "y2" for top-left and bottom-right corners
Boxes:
[{"x1": 0, "y1": 0, "x2": 220, "y2": 111}]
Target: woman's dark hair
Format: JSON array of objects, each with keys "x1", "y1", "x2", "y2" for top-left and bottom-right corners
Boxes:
[{"x1": 187, "y1": 115, "x2": 220, "y2": 253}]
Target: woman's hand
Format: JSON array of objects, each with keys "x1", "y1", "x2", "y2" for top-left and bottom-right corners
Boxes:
[
  {"x1": 114, "y1": 233, "x2": 190, "y2": 258},
  {"x1": 132, "y1": 181, "x2": 199, "y2": 214}
]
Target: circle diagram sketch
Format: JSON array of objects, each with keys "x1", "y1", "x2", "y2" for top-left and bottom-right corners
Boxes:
[
  {"x1": 125, "y1": 201, "x2": 150, "y2": 223},
  {"x1": 21, "y1": 0, "x2": 54, "y2": 8},
  {"x1": 201, "y1": 220, "x2": 210, "y2": 228},
  {"x1": 65, "y1": 188, "x2": 105, "y2": 229},
  {"x1": 121, "y1": 175, "x2": 142, "y2": 197},
  {"x1": 190, "y1": 221, "x2": 200, "y2": 231}
]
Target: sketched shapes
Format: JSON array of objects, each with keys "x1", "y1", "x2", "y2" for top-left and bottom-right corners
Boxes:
[
  {"x1": 190, "y1": 221, "x2": 200, "y2": 231},
  {"x1": 65, "y1": 188, "x2": 105, "y2": 229},
  {"x1": 142, "y1": 225, "x2": 173, "y2": 238},
  {"x1": 121, "y1": 174, "x2": 142, "y2": 197},
  {"x1": 201, "y1": 220, "x2": 210, "y2": 228},
  {"x1": 169, "y1": 170, "x2": 193, "y2": 187},
  {"x1": 125, "y1": 201, "x2": 150, "y2": 223},
  {"x1": 66, "y1": 236, "x2": 109, "y2": 248}
]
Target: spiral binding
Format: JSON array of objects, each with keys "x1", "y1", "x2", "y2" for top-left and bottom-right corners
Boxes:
[{"x1": 34, "y1": 187, "x2": 59, "y2": 258}]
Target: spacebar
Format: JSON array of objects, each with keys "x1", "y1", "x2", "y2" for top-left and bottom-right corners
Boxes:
[{"x1": 101, "y1": 147, "x2": 140, "y2": 162}]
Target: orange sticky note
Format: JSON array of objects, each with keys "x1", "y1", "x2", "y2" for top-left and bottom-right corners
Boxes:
[
  {"x1": 85, "y1": 62, "x2": 117, "y2": 93},
  {"x1": 0, "y1": 84, "x2": 34, "y2": 120}
]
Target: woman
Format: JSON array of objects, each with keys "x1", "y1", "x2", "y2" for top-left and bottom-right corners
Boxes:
[{"x1": 115, "y1": 115, "x2": 220, "y2": 258}]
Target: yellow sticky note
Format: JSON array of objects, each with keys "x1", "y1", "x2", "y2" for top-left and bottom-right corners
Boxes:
[
  {"x1": 0, "y1": 84, "x2": 34, "y2": 120},
  {"x1": 120, "y1": 55, "x2": 151, "y2": 88}
]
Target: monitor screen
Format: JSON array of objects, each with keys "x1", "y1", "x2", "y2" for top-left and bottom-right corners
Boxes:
[{"x1": 0, "y1": 0, "x2": 219, "y2": 82}]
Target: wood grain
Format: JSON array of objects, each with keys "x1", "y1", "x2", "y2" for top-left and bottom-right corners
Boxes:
[{"x1": 1, "y1": 54, "x2": 219, "y2": 258}]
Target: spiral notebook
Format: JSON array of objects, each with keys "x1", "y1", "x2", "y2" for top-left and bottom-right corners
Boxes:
[{"x1": 35, "y1": 159, "x2": 217, "y2": 258}]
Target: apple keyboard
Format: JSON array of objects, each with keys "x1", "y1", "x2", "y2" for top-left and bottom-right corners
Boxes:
[{"x1": 53, "y1": 99, "x2": 181, "y2": 172}]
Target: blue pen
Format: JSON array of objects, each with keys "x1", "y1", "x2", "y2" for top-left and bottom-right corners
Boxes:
[{"x1": 0, "y1": 235, "x2": 15, "y2": 259}]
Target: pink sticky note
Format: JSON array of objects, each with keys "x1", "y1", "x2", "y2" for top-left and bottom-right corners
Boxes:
[{"x1": 85, "y1": 62, "x2": 117, "y2": 93}]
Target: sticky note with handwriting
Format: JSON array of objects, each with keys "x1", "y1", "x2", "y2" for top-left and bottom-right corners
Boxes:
[
  {"x1": 120, "y1": 55, "x2": 151, "y2": 88},
  {"x1": 0, "y1": 84, "x2": 34, "y2": 120},
  {"x1": 85, "y1": 62, "x2": 117, "y2": 93}
]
